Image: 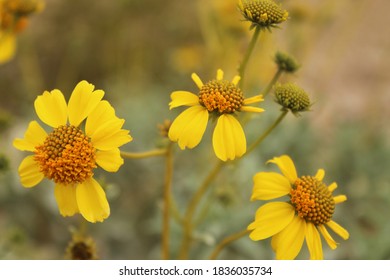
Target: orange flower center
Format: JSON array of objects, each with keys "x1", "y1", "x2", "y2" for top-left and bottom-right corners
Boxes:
[
  {"x1": 34, "y1": 125, "x2": 96, "y2": 185},
  {"x1": 198, "y1": 79, "x2": 244, "y2": 114},
  {"x1": 290, "y1": 176, "x2": 335, "y2": 225}
]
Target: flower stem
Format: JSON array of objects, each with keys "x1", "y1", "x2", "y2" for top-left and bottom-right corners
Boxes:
[
  {"x1": 238, "y1": 26, "x2": 261, "y2": 89},
  {"x1": 209, "y1": 229, "x2": 250, "y2": 260},
  {"x1": 179, "y1": 161, "x2": 224, "y2": 259},
  {"x1": 162, "y1": 143, "x2": 174, "y2": 260},
  {"x1": 120, "y1": 149, "x2": 166, "y2": 159},
  {"x1": 246, "y1": 110, "x2": 288, "y2": 156},
  {"x1": 262, "y1": 68, "x2": 282, "y2": 98}
]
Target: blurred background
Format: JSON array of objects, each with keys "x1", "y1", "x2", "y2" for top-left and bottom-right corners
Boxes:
[{"x1": 0, "y1": 0, "x2": 389, "y2": 259}]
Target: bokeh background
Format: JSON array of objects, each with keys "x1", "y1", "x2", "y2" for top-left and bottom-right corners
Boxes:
[{"x1": 0, "y1": 0, "x2": 389, "y2": 259}]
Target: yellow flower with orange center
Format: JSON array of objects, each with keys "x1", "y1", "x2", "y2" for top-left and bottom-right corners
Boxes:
[
  {"x1": 168, "y1": 69, "x2": 264, "y2": 161},
  {"x1": 248, "y1": 155, "x2": 349, "y2": 259},
  {"x1": 13, "y1": 80, "x2": 132, "y2": 223},
  {"x1": 0, "y1": 0, "x2": 44, "y2": 63}
]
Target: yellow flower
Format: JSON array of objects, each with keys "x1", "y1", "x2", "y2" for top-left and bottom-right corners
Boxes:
[
  {"x1": 168, "y1": 69, "x2": 264, "y2": 161},
  {"x1": 13, "y1": 81, "x2": 132, "y2": 223},
  {"x1": 0, "y1": 0, "x2": 44, "y2": 64},
  {"x1": 248, "y1": 155, "x2": 349, "y2": 259}
]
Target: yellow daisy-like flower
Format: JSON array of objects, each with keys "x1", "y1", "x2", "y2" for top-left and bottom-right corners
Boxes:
[
  {"x1": 0, "y1": 0, "x2": 44, "y2": 64},
  {"x1": 13, "y1": 80, "x2": 132, "y2": 223},
  {"x1": 168, "y1": 69, "x2": 264, "y2": 161},
  {"x1": 248, "y1": 155, "x2": 349, "y2": 259}
]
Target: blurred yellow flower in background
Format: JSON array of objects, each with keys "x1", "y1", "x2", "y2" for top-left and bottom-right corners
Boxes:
[
  {"x1": 13, "y1": 81, "x2": 132, "y2": 223},
  {"x1": 168, "y1": 69, "x2": 264, "y2": 161},
  {"x1": 0, "y1": 0, "x2": 44, "y2": 63},
  {"x1": 248, "y1": 155, "x2": 349, "y2": 259}
]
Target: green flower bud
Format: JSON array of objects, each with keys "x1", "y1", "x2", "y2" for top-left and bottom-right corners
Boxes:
[
  {"x1": 274, "y1": 51, "x2": 300, "y2": 73},
  {"x1": 274, "y1": 83, "x2": 311, "y2": 116},
  {"x1": 238, "y1": 0, "x2": 289, "y2": 30}
]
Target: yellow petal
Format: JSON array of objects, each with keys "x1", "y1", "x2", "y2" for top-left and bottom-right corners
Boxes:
[
  {"x1": 334, "y1": 195, "x2": 347, "y2": 204},
  {"x1": 326, "y1": 220, "x2": 349, "y2": 240},
  {"x1": 0, "y1": 31, "x2": 16, "y2": 64},
  {"x1": 85, "y1": 100, "x2": 116, "y2": 137},
  {"x1": 244, "y1": 95, "x2": 264, "y2": 105},
  {"x1": 315, "y1": 169, "x2": 325, "y2": 181},
  {"x1": 251, "y1": 172, "x2": 291, "y2": 201},
  {"x1": 76, "y1": 177, "x2": 110, "y2": 223},
  {"x1": 68, "y1": 81, "x2": 104, "y2": 127},
  {"x1": 317, "y1": 224, "x2": 337, "y2": 250},
  {"x1": 240, "y1": 106, "x2": 265, "y2": 113},
  {"x1": 238, "y1": 0, "x2": 244, "y2": 11},
  {"x1": 85, "y1": 100, "x2": 125, "y2": 138},
  {"x1": 86, "y1": 101, "x2": 132, "y2": 150},
  {"x1": 268, "y1": 155, "x2": 298, "y2": 184},
  {"x1": 212, "y1": 114, "x2": 246, "y2": 161},
  {"x1": 191, "y1": 73, "x2": 203, "y2": 89},
  {"x1": 92, "y1": 127, "x2": 132, "y2": 151},
  {"x1": 96, "y1": 148, "x2": 123, "y2": 172},
  {"x1": 168, "y1": 105, "x2": 208, "y2": 149},
  {"x1": 216, "y1": 69, "x2": 224, "y2": 80},
  {"x1": 169, "y1": 91, "x2": 199, "y2": 109},
  {"x1": 54, "y1": 183, "x2": 79, "y2": 217},
  {"x1": 34, "y1": 90, "x2": 67, "y2": 128},
  {"x1": 306, "y1": 222, "x2": 323, "y2": 260},
  {"x1": 328, "y1": 182, "x2": 337, "y2": 192},
  {"x1": 232, "y1": 75, "x2": 241, "y2": 85},
  {"x1": 272, "y1": 215, "x2": 306, "y2": 260},
  {"x1": 18, "y1": 155, "x2": 44, "y2": 188},
  {"x1": 248, "y1": 202, "x2": 295, "y2": 240},
  {"x1": 13, "y1": 121, "x2": 47, "y2": 151}
]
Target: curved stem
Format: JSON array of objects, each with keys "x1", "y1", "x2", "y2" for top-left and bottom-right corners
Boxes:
[
  {"x1": 238, "y1": 26, "x2": 261, "y2": 89},
  {"x1": 178, "y1": 161, "x2": 224, "y2": 259},
  {"x1": 262, "y1": 68, "x2": 282, "y2": 98},
  {"x1": 162, "y1": 143, "x2": 174, "y2": 260},
  {"x1": 120, "y1": 149, "x2": 166, "y2": 159},
  {"x1": 246, "y1": 110, "x2": 288, "y2": 156},
  {"x1": 209, "y1": 229, "x2": 250, "y2": 260}
]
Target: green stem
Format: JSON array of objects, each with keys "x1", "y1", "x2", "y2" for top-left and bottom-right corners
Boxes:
[
  {"x1": 178, "y1": 161, "x2": 224, "y2": 259},
  {"x1": 162, "y1": 143, "x2": 174, "y2": 260},
  {"x1": 209, "y1": 229, "x2": 250, "y2": 260},
  {"x1": 193, "y1": 112, "x2": 288, "y2": 234},
  {"x1": 120, "y1": 149, "x2": 166, "y2": 159},
  {"x1": 177, "y1": 111, "x2": 288, "y2": 259},
  {"x1": 246, "y1": 110, "x2": 288, "y2": 156},
  {"x1": 238, "y1": 26, "x2": 261, "y2": 89},
  {"x1": 262, "y1": 68, "x2": 282, "y2": 98}
]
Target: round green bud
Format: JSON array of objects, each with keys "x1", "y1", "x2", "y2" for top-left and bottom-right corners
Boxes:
[
  {"x1": 274, "y1": 83, "x2": 311, "y2": 115},
  {"x1": 274, "y1": 51, "x2": 300, "y2": 73},
  {"x1": 238, "y1": 0, "x2": 289, "y2": 30}
]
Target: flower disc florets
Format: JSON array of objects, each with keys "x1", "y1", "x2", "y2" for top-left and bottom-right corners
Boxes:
[
  {"x1": 290, "y1": 176, "x2": 335, "y2": 226},
  {"x1": 199, "y1": 79, "x2": 244, "y2": 114},
  {"x1": 274, "y1": 83, "x2": 311, "y2": 115},
  {"x1": 34, "y1": 125, "x2": 96, "y2": 184},
  {"x1": 238, "y1": 0, "x2": 288, "y2": 30}
]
